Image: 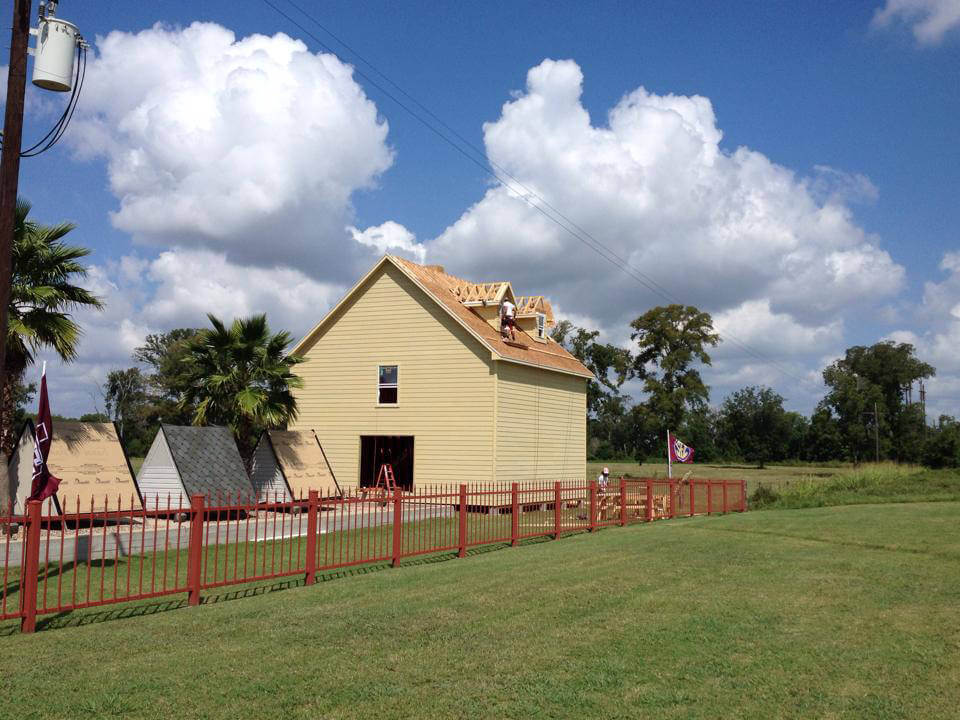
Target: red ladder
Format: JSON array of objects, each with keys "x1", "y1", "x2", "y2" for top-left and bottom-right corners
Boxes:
[{"x1": 374, "y1": 463, "x2": 397, "y2": 494}]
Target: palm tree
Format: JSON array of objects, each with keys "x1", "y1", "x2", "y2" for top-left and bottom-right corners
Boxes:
[
  {"x1": 179, "y1": 313, "x2": 304, "y2": 463},
  {"x1": 1, "y1": 199, "x2": 103, "y2": 456}
]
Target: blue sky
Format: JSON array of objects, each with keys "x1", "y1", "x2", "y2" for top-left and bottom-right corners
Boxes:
[{"x1": 9, "y1": 0, "x2": 960, "y2": 417}]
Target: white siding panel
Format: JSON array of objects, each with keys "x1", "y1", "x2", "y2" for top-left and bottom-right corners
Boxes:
[{"x1": 137, "y1": 432, "x2": 186, "y2": 510}]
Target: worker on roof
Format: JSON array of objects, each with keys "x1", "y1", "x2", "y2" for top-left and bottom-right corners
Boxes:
[{"x1": 501, "y1": 298, "x2": 517, "y2": 341}]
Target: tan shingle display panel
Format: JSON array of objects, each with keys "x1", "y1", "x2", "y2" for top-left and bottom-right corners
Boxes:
[
  {"x1": 268, "y1": 430, "x2": 342, "y2": 497},
  {"x1": 46, "y1": 422, "x2": 141, "y2": 512}
]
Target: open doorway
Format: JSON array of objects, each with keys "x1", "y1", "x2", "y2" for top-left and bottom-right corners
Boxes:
[{"x1": 360, "y1": 436, "x2": 414, "y2": 491}]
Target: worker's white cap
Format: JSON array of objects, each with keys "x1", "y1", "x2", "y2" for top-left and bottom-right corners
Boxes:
[{"x1": 602, "y1": 467, "x2": 609, "y2": 474}]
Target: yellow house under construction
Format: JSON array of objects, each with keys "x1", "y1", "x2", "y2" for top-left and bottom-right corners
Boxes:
[{"x1": 290, "y1": 256, "x2": 593, "y2": 490}]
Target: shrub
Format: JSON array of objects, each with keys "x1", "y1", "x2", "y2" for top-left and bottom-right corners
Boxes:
[{"x1": 749, "y1": 484, "x2": 780, "y2": 507}]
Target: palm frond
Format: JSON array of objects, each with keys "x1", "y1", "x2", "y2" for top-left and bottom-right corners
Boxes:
[{"x1": 6, "y1": 198, "x2": 103, "y2": 374}]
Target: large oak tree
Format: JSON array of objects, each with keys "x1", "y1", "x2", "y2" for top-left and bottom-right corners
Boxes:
[{"x1": 630, "y1": 304, "x2": 719, "y2": 433}]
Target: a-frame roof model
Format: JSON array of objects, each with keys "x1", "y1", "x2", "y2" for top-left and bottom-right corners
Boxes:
[
  {"x1": 48, "y1": 421, "x2": 142, "y2": 512},
  {"x1": 137, "y1": 425, "x2": 253, "y2": 509},
  {"x1": 4, "y1": 421, "x2": 141, "y2": 514},
  {"x1": 249, "y1": 429, "x2": 340, "y2": 502},
  {"x1": 291, "y1": 255, "x2": 594, "y2": 379}
]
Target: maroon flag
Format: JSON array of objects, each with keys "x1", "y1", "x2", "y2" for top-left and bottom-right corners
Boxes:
[
  {"x1": 668, "y1": 433, "x2": 695, "y2": 464},
  {"x1": 29, "y1": 369, "x2": 60, "y2": 502}
]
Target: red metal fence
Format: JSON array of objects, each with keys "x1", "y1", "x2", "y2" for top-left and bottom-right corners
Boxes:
[{"x1": 0, "y1": 477, "x2": 746, "y2": 633}]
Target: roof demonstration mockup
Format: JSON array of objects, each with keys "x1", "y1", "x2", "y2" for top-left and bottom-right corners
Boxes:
[
  {"x1": 161, "y1": 425, "x2": 252, "y2": 499},
  {"x1": 250, "y1": 429, "x2": 340, "y2": 501},
  {"x1": 4, "y1": 421, "x2": 141, "y2": 513}
]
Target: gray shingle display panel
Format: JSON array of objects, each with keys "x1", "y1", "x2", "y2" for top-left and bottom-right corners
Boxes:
[{"x1": 162, "y1": 425, "x2": 254, "y2": 499}]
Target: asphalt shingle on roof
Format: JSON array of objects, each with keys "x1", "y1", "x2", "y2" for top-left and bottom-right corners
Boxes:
[
  {"x1": 162, "y1": 424, "x2": 254, "y2": 499},
  {"x1": 390, "y1": 257, "x2": 594, "y2": 379}
]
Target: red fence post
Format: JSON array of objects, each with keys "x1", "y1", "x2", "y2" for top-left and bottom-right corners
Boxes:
[
  {"x1": 689, "y1": 480, "x2": 695, "y2": 517},
  {"x1": 722, "y1": 481, "x2": 729, "y2": 514},
  {"x1": 669, "y1": 480, "x2": 676, "y2": 519},
  {"x1": 186, "y1": 494, "x2": 205, "y2": 607},
  {"x1": 304, "y1": 490, "x2": 318, "y2": 586},
  {"x1": 740, "y1": 479, "x2": 747, "y2": 512},
  {"x1": 19, "y1": 500, "x2": 41, "y2": 633},
  {"x1": 589, "y1": 480, "x2": 597, "y2": 532},
  {"x1": 458, "y1": 484, "x2": 468, "y2": 558},
  {"x1": 619, "y1": 478, "x2": 627, "y2": 527},
  {"x1": 391, "y1": 486, "x2": 403, "y2": 567},
  {"x1": 645, "y1": 478, "x2": 654, "y2": 522},
  {"x1": 510, "y1": 483, "x2": 519, "y2": 547},
  {"x1": 553, "y1": 482, "x2": 562, "y2": 539},
  {"x1": 707, "y1": 480, "x2": 713, "y2": 515}
]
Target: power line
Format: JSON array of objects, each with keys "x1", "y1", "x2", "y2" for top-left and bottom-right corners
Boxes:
[
  {"x1": 0, "y1": 37, "x2": 87, "y2": 157},
  {"x1": 22, "y1": 44, "x2": 86, "y2": 157},
  {"x1": 260, "y1": 0, "x2": 813, "y2": 386}
]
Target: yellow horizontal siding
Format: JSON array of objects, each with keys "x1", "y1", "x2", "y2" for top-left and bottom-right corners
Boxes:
[
  {"x1": 495, "y1": 362, "x2": 586, "y2": 483},
  {"x1": 292, "y1": 263, "x2": 495, "y2": 487}
]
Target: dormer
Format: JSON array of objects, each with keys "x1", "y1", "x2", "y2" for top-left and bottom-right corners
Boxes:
[
  {"x1": 514, "y1": 296, "x2": 554, "y2": 343},
  {"x1": 452, "y1": 281, "x2": 516, "y2": 332}
]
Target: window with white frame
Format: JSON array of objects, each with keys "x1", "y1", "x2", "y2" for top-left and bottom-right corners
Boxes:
[
  {"x1": 536, "y1": 313, "x2": 546, "y2": 339},
  {"x1": 378, "y1": 365, "x2": 398, "y2": 404}
]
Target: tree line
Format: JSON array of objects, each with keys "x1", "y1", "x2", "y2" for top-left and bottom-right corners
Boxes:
[{"x1": 552, "y1": 305, "x2": 957, "y2": 468}]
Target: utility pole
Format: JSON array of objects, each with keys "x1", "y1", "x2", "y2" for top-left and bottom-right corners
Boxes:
[
  {"x1": 874, "y1": 401, "x2": 879, "y2": 463},
  {"x1": 0, "y1": 0, "x2": 32, "y2": 391},
  {"x1": 919, "y1": 381, "x2": 926, "y2": 440}
]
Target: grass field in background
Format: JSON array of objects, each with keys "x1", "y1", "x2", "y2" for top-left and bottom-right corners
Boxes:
[
  {"x1": 587, "y1": 460, "x2": 925, "y2": 496},
  {"x1": 749, "y1": 466, "x2": 960, "y2": 509},
  {"x1": 1, "y1": 502, "x2": 958, "y2": 718}
]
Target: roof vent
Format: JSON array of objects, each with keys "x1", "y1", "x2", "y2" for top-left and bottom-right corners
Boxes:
[{"x1": 425, "y1": 265, "x2": 445, "y2": 273}]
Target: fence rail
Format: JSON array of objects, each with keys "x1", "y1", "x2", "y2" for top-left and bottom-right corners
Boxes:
[{"x1": 0, "y1": 477, "x2": 746, "y2": 633}]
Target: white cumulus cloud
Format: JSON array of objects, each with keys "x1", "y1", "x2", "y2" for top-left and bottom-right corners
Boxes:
[
  {"x1": 873, "y1": 0, "x2": 960, "y2": 45},
  {"x1": 426, "y1": 59, "x2": 902, "y2": 392},
  {"x1": 140, "y1": 248, "x2": 345, "y2": 333},
  {"x1": 38, "y1": 250, "x2": 347, "y2": 415},
  {"x1": 71, "y1": 22, "x2": 398, "y2": 279},
  {"x1": 885, "y1": 252, "x2": 960, "y2": 419},
  {"x1": 348, "y1": 221, "x2": 425, "y2": 262},
  {"x1": 713, "y1": 299, "x2": 844, "y2": 357}
]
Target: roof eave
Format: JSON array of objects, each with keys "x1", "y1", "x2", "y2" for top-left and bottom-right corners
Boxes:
[{"x1": 489, "y1": 350, "x2": 595, "y2": 381}]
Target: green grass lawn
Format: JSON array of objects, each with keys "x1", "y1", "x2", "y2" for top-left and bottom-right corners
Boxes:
[{"x1": 1, "y1": 502, "x2": 958, "y2": 718}]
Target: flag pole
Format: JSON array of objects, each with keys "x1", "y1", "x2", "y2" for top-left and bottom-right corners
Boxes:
[{"x1": 667, "y1": 429, "x2": 673, "y2": 478}]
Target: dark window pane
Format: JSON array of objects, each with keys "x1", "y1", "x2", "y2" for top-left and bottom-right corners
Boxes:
[
  {"x1": 378, "y1": 386, "x2": 398, "y2": 404},
  {"x1": 379, "y1": 365, "x2": 398, "y2": 385}
]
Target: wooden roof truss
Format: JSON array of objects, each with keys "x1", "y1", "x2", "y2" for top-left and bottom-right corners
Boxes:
[
  {"x1": 514, "y1": 295, "x2": 555, "y2": 324},
  {"x1": 453, "y1": 281, "x2": 514, "y2": 306}
]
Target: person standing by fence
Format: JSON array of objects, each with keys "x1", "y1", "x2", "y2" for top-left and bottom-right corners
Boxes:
[{"x1": 597, "y1": 467, "x2": 610, "y2": 492}]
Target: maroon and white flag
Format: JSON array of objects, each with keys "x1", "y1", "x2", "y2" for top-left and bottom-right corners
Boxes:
[
  {"x1": 29, "y1": 367, "x2": 60, "y2": 502},
  {"x1": 668, "y1": 433, "x2": 695, "y2": 464}
]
